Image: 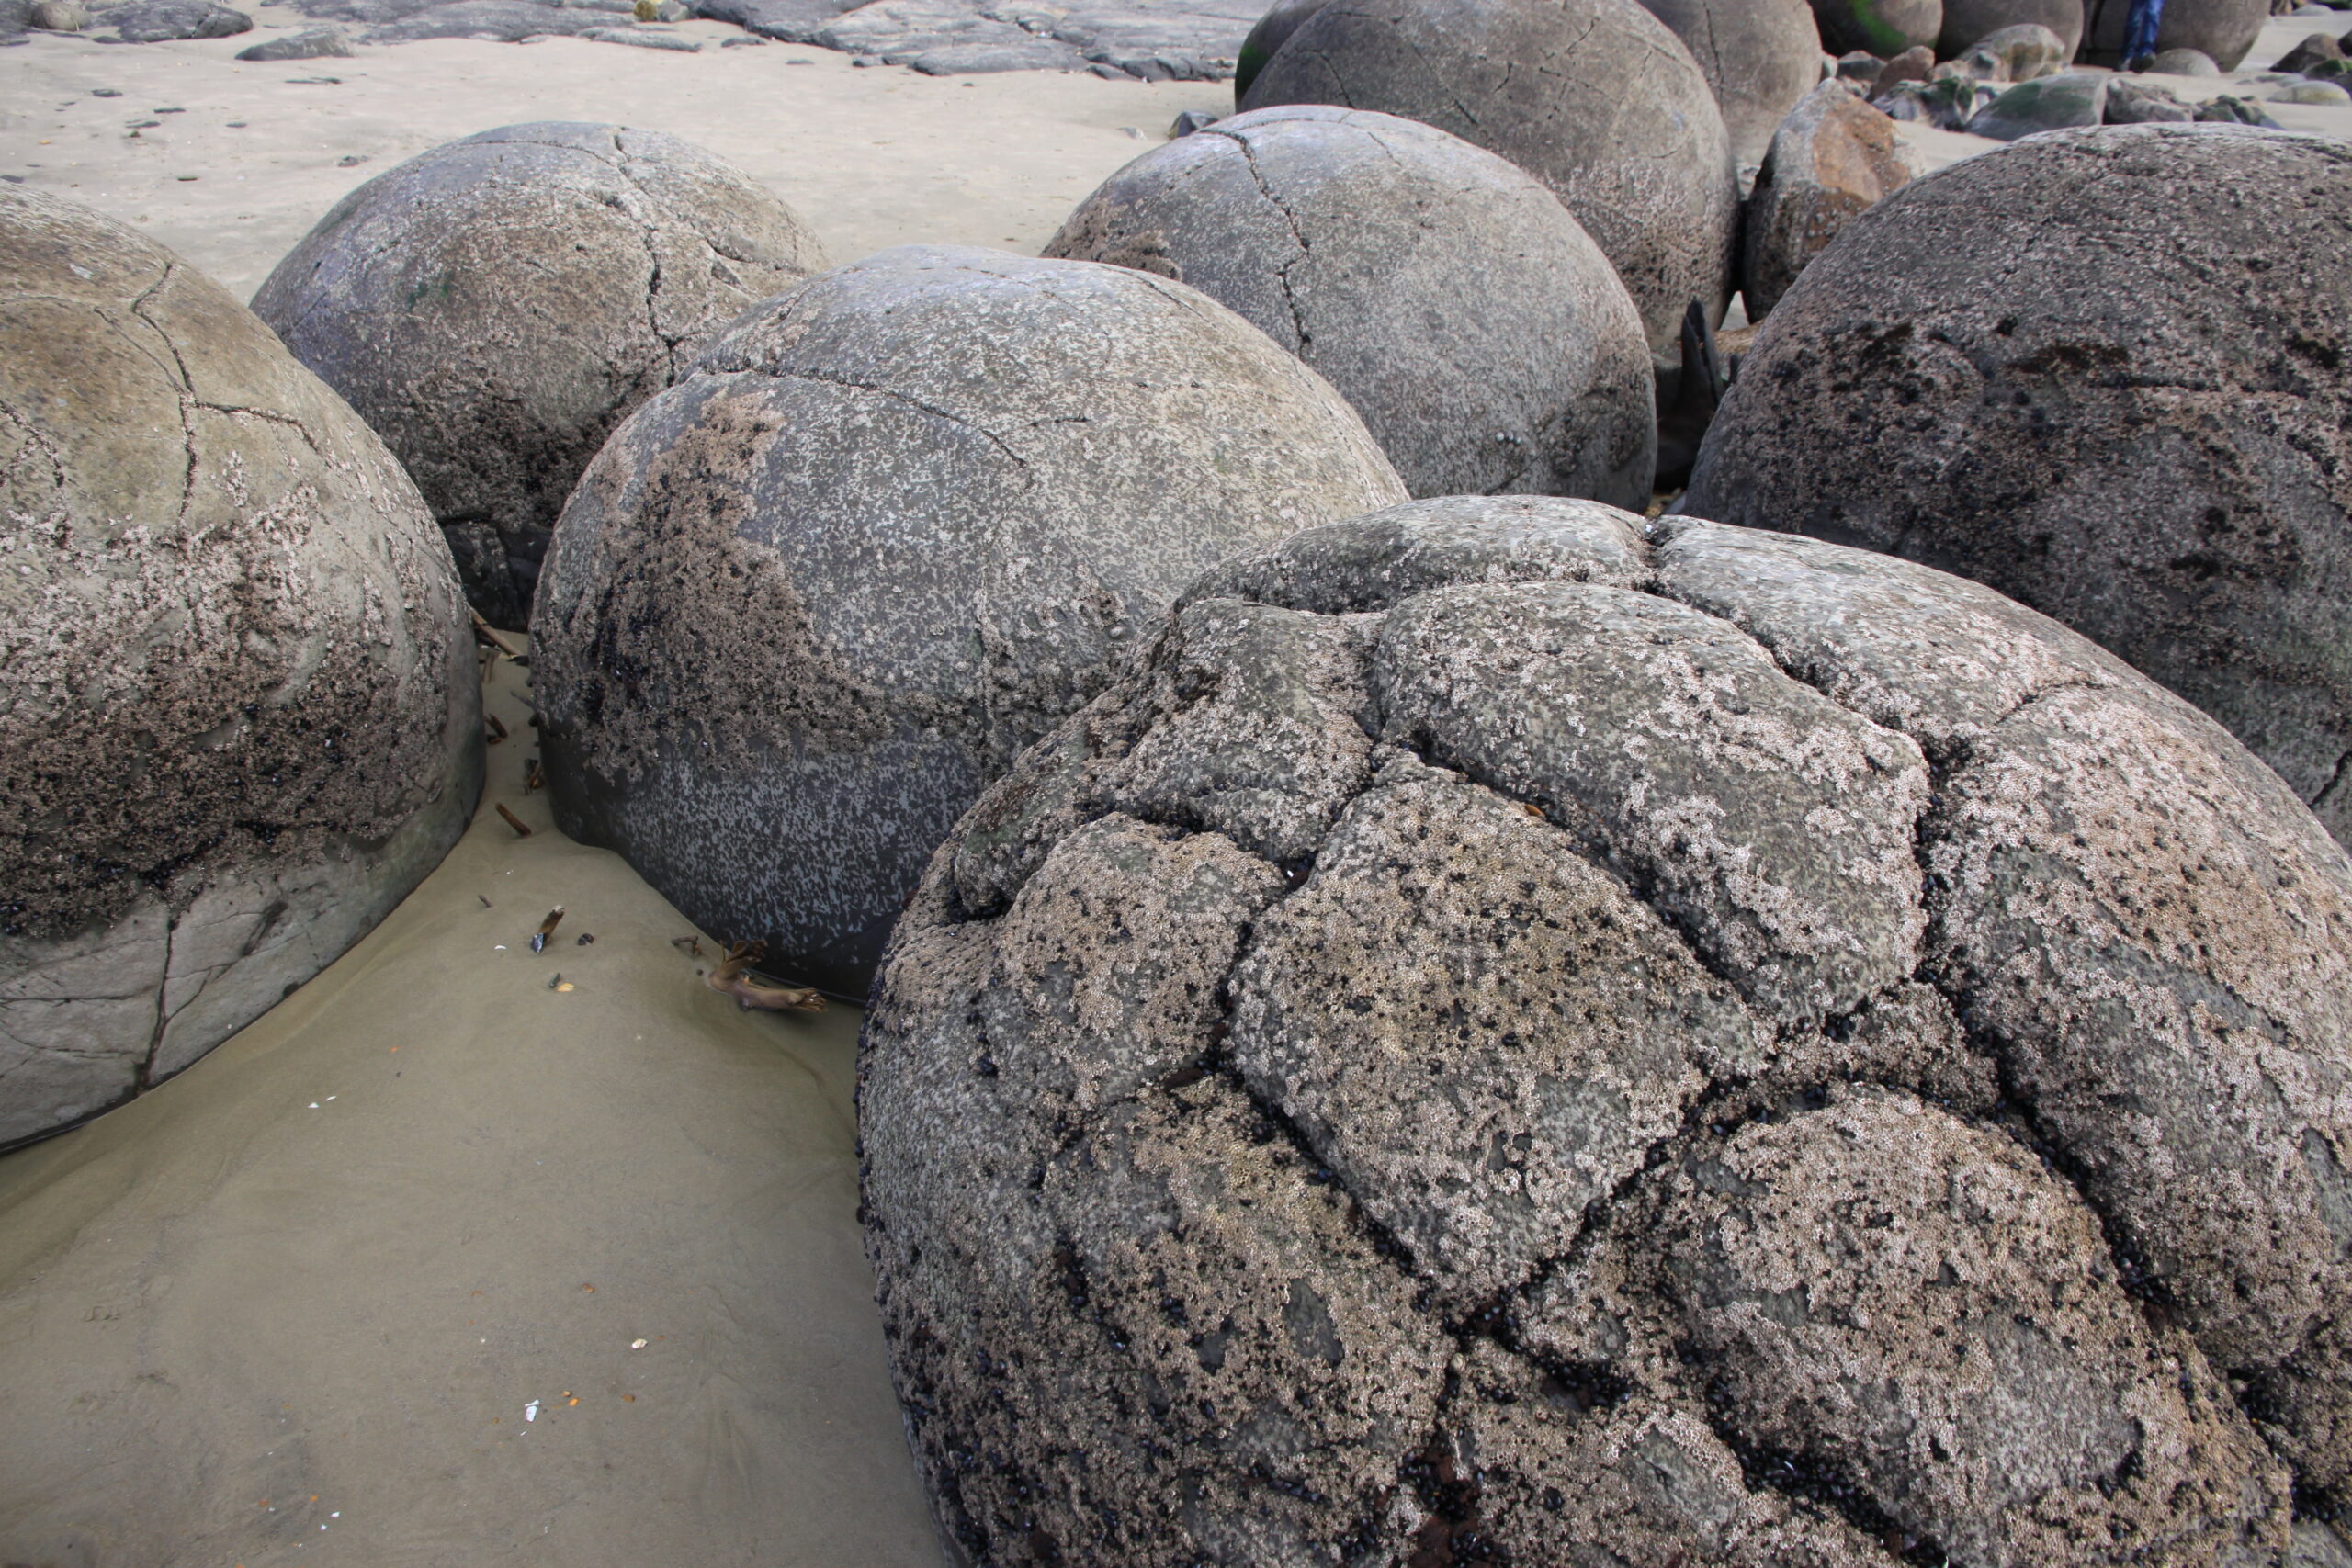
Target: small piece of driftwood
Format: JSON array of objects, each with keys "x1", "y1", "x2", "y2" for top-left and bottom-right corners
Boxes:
[
  {"x1": 707, "y1": 942, "x2": 824, "y2": 1013},
  {"x1": 496, "y1": 803, "x2": 532, "y2": 837},
  {"x1": 469, "y1": 608, "x2": 527, "y2": 660}
]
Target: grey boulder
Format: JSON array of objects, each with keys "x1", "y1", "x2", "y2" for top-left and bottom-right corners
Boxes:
[
  {"x1": 2106, "y1": 73, "x2": 2196, "y2": 116},
  {"x1": 1963, "y1": 67, "x2": 2107, "y2": 134},
  {"x1": 103, "y1": 0, "x2": 250, "y2": 37},
  {"x1": 1231, "y1": 0, "x2": 1326, "y2": 97},
  {"x1": 1238, "y1": 0, "x2": 1740, "y2": 358},
  {"x1": 2081, "y1": 0, "x2": 2267, "y2": 66},
  {"x1": 2148, "y1": 42, "x2": 2222, "y2": 68},
  {"x1": 1744, "y1": 79, "x2": 1922, "y2": 318},
  {"x1": 1808, "y1": 0, "x2": 1939, "y2": 54},
  {"x1": 1872, "y1": 68, "x2": 1987, "y2": 123},
  {"x1": 1687, "y1": 125, "x2": 2352, "y2": 865},
  {"x1": 1951, "y1": 17, "x2": 2068, "y2": 75},
  {"x1": 253, "y1": 123, "x2": 828, "y2": 629},
  {"x1": 862, "y1": 492, "x2": 2352, "y2": 1564},
  {"x1": 530, "y1": 246, "x2": 1407, "y2": 999},
  {"x1": 1046, "y1": 106, "x2": 1656, "y2": 506},
  {"x1": 233, "y1": 22, "x2": 351, "y2": 52},
  {"x1": 0, "y1": 187, "x2": 480, "y2": 1150},
  {"x1": 1935, "y1": 0, "x2": 2079, "y2": 55},
  {"x1": 1635, "y1": 0, "x2": 1826, "y2": 164}
]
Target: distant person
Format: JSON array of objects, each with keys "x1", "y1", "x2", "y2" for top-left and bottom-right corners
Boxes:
[{"x1": 2125, "y1": 0, "x2": 2166, "y2": 68}]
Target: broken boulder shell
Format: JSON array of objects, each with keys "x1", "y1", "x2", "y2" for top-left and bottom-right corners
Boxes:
[
  {"x1": 1046, "y1": 105, "x2": 1656, "y2": 507},
  {"x1": 252, "y1": 122, "x2": 830, "y2": 628},
  {"x1": 1, "y1": 186, "x2": 481, "y2": 1150},
  {"x1": 529, "y1": 245, "x2": 1407, "y2": 1000},
  {"x1": 1688, "y1": 124, "x2": 2352, "y2": 853},
  {"x1": 862, "y1": 491, "x2": 2352, "y2": 1563}
]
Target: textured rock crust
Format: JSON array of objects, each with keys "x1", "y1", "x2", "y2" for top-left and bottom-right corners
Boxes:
[
  {"x1": 1742, "y1": 80, "x2": 1921, "y2": 320},
  {"x1": 1636, "y1": 0, "x2": 1826, "y2": 165},
  {"x1": 1238, "y1": 0, "x2": 1739, "y2": 358},
  {"x1": 1046, "y1": 105, "x2": 1655, "y2": 507},
  {"x1": 862, "y1": 491, "x2": 2352, "y2": 1566},
  {"x1": 531, "y1": 245, "x2": 1406, "y2": 999},
  {"x1": 252, "y1": 122, "x2": 830, "y2": 628},
  {"x1": 2082, "y1": 0, "x2": 2267, "y2": 66},
  {"x1": 0, "y1": 186, "x2": 480, "y2": 1148},
  {"x1": 1936, "y1": 0, "x2": 2081, "y2": 56},
  {"x1": 1687, "y1": 126, "x2": 2352, "y2": 852},
  {"x1": 1233, "y1": 0, "x2": 1329, "y2": 96},
  {"x1": 1808, "y1": 0, "x2": 1939, "y2": 55}
]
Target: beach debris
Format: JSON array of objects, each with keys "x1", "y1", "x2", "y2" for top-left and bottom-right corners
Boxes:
[
  {"x1": 495, "y1": 803, "x2": 532, "y2": 837},
  {"x1": 548, "y1": 974, "x2": 573, "y2": 991},
  {"x1": 524, "y1": 1400, "x2": 538, "y2": 1422},
  {"x1": 707, "y1": 941, "x2": 825, "y2": 1013},
  {"x1": 670, "y1": 935, "x2": 704, "y2": 958},
  {"x1": 630, "y1": 1338, "x2": 648, "y2": 1349},
  {"x1": 91, "y1": 86, "x2": 121, "y2": 96},
  {"x1": 477, "y1": 894, "x2": 492, "y2": 908},
  {"x1": 530, "y1": 907, "x2": 565, "y2": 952},
  {"x1": 1168, "y1": 108, "x2": 1219, "y2": 136},
  {"x1": 718, "y1": 32, "x2": 765, "y2": 43},
  {"x1": 524, "y1": 756, "x2": 545, "y2": 792},
  {"x1": 580, "y1": 24, "x2": 704, "y2": 46},
  {"x1": 284, "y1": 74, "x2": 343, "y2": 82},
  {"x1": 485, "y1": 712, "x2": 508, "y2": 743},
  {"x1": 234, "y1": 23, "x2": 352, "y2": 56},
  {"x1": 336, "y1": 153, "x2": 369, "y2": 166},
  {"x1": 575, "y1": 932, "x2": 595, "y2": 945},
  {"x1": 469, "y1": 608, "x2": 527, "y2": 660}
]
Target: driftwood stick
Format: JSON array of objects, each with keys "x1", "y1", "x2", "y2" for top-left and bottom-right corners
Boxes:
[{"x1": 706, "y1": 942, "x2": 825, "y2": 1013}]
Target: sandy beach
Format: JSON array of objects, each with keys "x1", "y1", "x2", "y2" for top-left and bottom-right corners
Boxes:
[{"x1": 5, "y1": 12, "x2": 2352, "y2": 1564}]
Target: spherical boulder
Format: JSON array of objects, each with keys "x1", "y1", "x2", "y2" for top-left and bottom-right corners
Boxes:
[
  {"x1": 1, "y1": 187, "x2": 480, "y2": 1150},
  {"x1": 1636, "y1": 0, "x2": 1826, "y2": 165},
  {"x1": 531, "y1": 246, "x2": 1406, "y2": 999},
  {"x1": 1937, "y1": 0, "x2": 2082, "y2": 57},
  {"x1": 1686, "y1": 125, "x2": 2352, "y2": 851},
  {"x1": 1046, "y1": 107, "x2": 1655, "y2": 507},
  {"x1": 252, "y1": 122, "x2": 830, "y2": 629},
  {"x1": 1808, "y1": 0, "x2": 1941, "y2": 54},
  {"x1": 2081, "y1": 0, "x2": 2265, "y2": 65},
  {"x1": 1232, "y1": 0, "x2": 1330, "y2": 101},
  {"x1": 862, "y1": 491, "x2": 2352, "y2": 1564},
  {"x1": 1238, "y1": 0, "x2": 1739, "y2": 357}
]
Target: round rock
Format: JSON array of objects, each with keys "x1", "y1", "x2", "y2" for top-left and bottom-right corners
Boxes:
[
  {"x1": 530, "y1": 246, "x2": 1406, "y2": 999},
  {"x1": 1, "y1": 187, "x2": 481, "y2": 1150},
  {"x1": 252, "y1": 122, "x2": 830, "y2": 629},
  {"x1": 862, "y1": 492, "x2": 2352, "y2": 1562},
  {"x1": 1808, "y1": 0, "x2": 1940, "y2": 54},
  {"x1": 1046, "y1": 106, "x2": 1655, "y2": 507},
  {"x1": 1237, "y1": 0, "x2": 1739, "y2": 357},
  {"x1": 1635, "y1": 0, "x2": 1826, "y2": 165},
  {"x1": 1937, "y1": 0, "x2": 2082, "y2": 55},
  {"x1": 1686, "y1": 125, "x2": 2352, "y2": 852},
  {"x1": 1232, "y1": 0, "x2": 1330, "y2": 100},
  {"x1": 2081, "y1": 0, "x2": 2267, "y2": 65}
]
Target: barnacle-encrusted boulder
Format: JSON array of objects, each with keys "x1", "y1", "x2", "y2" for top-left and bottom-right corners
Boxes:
[
  {"x1": 1238, "y1": 0, "x2": 1739, "y2": 357},
  {"x1": 1046, "y1": 106, "x2": 1655, "y2": 507},
  {"x1": 861, "y1": 491, "x2": 2352, "y2": 1565},
  {"x1": 531, "y1": 246, "x2": 1406, "y2": 1000},
  {"x1": 1687, "y1": 125, "x2": 2352, "y2": 851},
  {"x1": 2081, "y1": 0, "x2": 2266, "y2": 66},
  {"x1": 1636, "y1": 0, "x2": 1826, "y2": 164},
  {"x1": 252, "y1": 122, "x2": 829, "y2": 628},
  {"x1": 1, "y1": 187, "x2": 480, "y2": 1149}
]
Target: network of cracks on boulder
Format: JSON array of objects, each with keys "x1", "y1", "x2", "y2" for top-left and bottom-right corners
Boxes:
[{"x1": 861, "y1": 500, "x2": 2352, "y2": 1568}]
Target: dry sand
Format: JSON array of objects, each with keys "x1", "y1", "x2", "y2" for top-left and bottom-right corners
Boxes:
[{"x1": 0, "y1": 656, "x2": 945, "y2": 1567}]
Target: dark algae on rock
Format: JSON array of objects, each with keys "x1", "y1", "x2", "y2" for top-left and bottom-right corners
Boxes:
[{"x1": 860, "y1": 494, "x2": 2352, "y2": 1566}]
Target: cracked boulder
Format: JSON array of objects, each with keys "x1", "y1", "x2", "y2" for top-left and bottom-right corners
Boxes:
[
  {"x1": 860, "y1": 491, "x2": 2352, "y2": 1565},
  {"x1": 1634, "y1": 0, "x2": 1826, "y2": 166},
  {"x1": 1046, "y1": 105, "x2": 1655, "y2": 506},
  {"x1": 1237, "y1": 0, "x2": 1739, "y2": 359},
  {"x1": 251, "y1": 122, "x2": 829, "y2": 629},
  {"x1": 530, "y1": 245, "x2": 1406, "y2": 1000},
  {"x1": 1685, "y1": 125, "x2": 2352, "y2": 852},
  {"x1": 0, "y1": 187, "x2": 481, "y2": 1151}
]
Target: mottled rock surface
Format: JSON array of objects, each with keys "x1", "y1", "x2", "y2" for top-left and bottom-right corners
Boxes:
[
  {"x1": 232, "y1": 22, "x2": 350, "y2": 53},
  {"x1": 1951, "y1": 18, "x2": 2069, "y2": 76},
  {"x1": 1046, "y1": 106, "x2": 1655, "y2": 506},
  {"x1": 0, "y1": 187, "x2": 480, "y2": 1150},
  {"x1": 101, "y1": 0, "x2": 250, "y2": 37},
  {"x1": 1964, "y1": 67, "x2": 2108, "y2": 134},
  {"x1": 531, "y1": 246, "x2": 1406, "y2": 999},
  {"x1": 1232, "y1": 0, "x2": 1325, "y2": 96},
  {"x1": 1743, "y1": 80, "x2": 1920, "y2": 319},
  {"x1": 1936, "y1": 0, "x2": 2079, "y2": 56},
  {"x1": 862, "y1": 493, "x2": 2352, "y2": 1565},
  {"x1": 2082, "y1": 0, "x2": 2267, "y2": 65},
  {"x1": 1635, "y1": 0, "x2": 1826, "y2": 164},
  {"x1": 253, "y1": 123, "x2": 828, "y2": 629},
  {"x1": 1809, "y1": 0, "x2": 1939, "y2": 55},
  {"x1": 1238, "y1": 0, "x2": 1740, "y2": 357},
  {"x1": 1687, "y1": 126, "x2": 2352, "y2": 853}
]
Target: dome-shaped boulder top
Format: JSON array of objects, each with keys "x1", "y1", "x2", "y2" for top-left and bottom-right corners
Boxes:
[
  {"x1": 1687, "y1": 125, "x2": 2352, "y2": 852},
  {"x1": 1, "y1": 187, "x2": 480, "y2": 1150},
  {"x1": 252, "y1": 122, "x2": 829, "y2": 629},
  {"x1": 1047, "y1": 106, "x2": 1655, "y2": 507},
  {"x1": 530, "y1": 246, "x2": 1405, "y2": 1000},
  {"x1": 1634, "y1": 0, "x2": 1826, "y2": 166},
  {"x1": 863, "y1": 494, "x2": 2352, "y2": 1566},
  {"x1": 1238, "y1": 0, "x2": 1739, "y2": 357}
]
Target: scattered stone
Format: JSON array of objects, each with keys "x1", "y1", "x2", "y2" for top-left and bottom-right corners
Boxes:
[
  {"x1": 2080, "y1": 0, "x2": 2267, "y2": 68},
  {"x1": 864, "y1": 491, "x2": 2351, "y2": 1566},
  {"x1": 253, "y1": 122, "x2": 829, "y2": 627},
  {"x1": 90, "y1": 84, "x2": 119, "y2": 92},
  {"x1": 1806, "y1": 0, "x2": 1938, "y2": 55},
  {"x1": 2198, "y1": 89, "x2": 2285, "y2": 121},
  {"x1": 2307, "y1": 51, "x2": 2352, "y2": 74},
  {"x1": 715, "y1": 28, "x2": 762, "y2": 38},
  {"x1": 580, "y1": 20, "x2": 700, "y2": 41},
  {"x1": 1936, "y1": 0, "x2": 2081, "y2": 53},
  {"x1": 2106, "y1": 73, "x2": 2194, "y2": 116},
  {"x1": 1231, "y1": 0, "x2": 1326, "y2": 97},
  {"x1": 2274, "y1": 74, "x2": 2352, "y2": 97},
  {"x1": 2145, "y1": 41, "x2": 2222, "y2": 68},
  {"x1": 1963, "y1": 67, "x2": 2105, "y2": 134},
  {"x1": 232, "y1": 20, "x2": 349, "y2": 51},
  {"x1": 1952, "y1": 18, "x2": 2067, "y2": 77},
  {"x1": 334, "y1": 150, "x2": 368, "y2": 162},
  {"x1": 531, "y1": 246, "x2": 1408, "y2": 998},
  {"x1": 103, "y1": 0, "x2": 251, "y2": 37},
  {"x1": 1744, "y1": 78, "x2": 1920, "y2": 318},
  {"x1": 1868, "y1": 39, "x2": 1932, "y2": 93},
  {"x1": 1873, "y1": 69, "x2": 1986, "y2": 126},
  {"x1": 0, "y1": 186, "x2": 480, "y2": 1150},
  {"x1": 28, "y1": 0, "x2": 87, "y2": 28},
  {"x1": 1048, "y1": 105, "x2": 1655, "y2": 504},
  {"x1": 1239, "y1": 0, "x2": 1741, "y2": 358},
  {"x1": 1165, "y1": 107, "x2": 1217, "y2": 133},
  {"x1": 2275, "y1": 27, "x2": 2343, "y2": 68},
  {"x1": 1688, "y1": 124, "x2": 2352, "y2": 864},
  {"x1": 1635, "y1": 0, "x2": 1826, "y2": 165},
  {"x1": 353, "y1": 0, "x2": 598, "y2": 37},
  {"x1": 1834, "y1": 43, "x2": 1882, "y2": 74}
]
